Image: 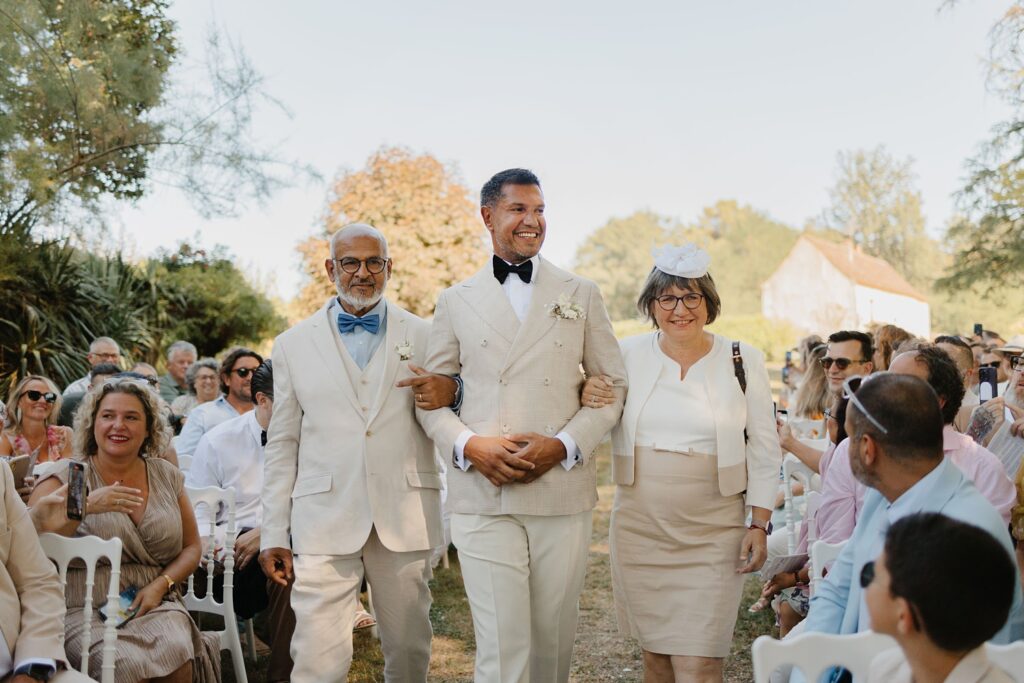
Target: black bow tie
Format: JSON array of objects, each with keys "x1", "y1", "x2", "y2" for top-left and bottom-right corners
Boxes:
[
  {"x1": 260, "y1": 430, "x2": 267, "y2": 447},
  {"x1": 492, "y1": 255, "x2": 533, "y2": 284}
]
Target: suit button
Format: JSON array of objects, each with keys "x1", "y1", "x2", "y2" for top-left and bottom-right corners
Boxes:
[
  {"x1": 481, "y1": 339, "x2": 488, "y2": 347},
  {"x1": 361, "y1": 379, "x2": 368, "y2": 385},
  {"x1": 543, "y1": 378, "x2": 550, "y2": 385},
  {"x1": 361, "y1": 406, "x2": 368, "y2": 412},
  {"x1": 502, "y1": 424, "x2": 510, "y2": 431},
  {"x1": 545, "y1": 425, "x2": 554, "y2": 434},
  {"x1": 366, "y1": 430, "x2": 372, "y2": 437}
]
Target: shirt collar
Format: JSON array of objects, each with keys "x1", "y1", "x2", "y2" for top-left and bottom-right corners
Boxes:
[
  {"x1": 330, "y1": 296, "x2": 387, "y2": 319},
  {"x1": 886, "y1": 457, "x2": 949, "y2": 525},
  {"x1": 942, "y1": 424, "x2": 968, "y2": 453},
  {"x1": 244, "y1": 410, "x2": 263, "y2": 443},
  {"x1": 494, "y1": 254, "x2": 540, "y2": 269}
]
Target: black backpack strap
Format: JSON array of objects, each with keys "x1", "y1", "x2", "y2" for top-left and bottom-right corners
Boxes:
[{"x1": 732, "y1": 341, "x2": 747, "y2": 394}]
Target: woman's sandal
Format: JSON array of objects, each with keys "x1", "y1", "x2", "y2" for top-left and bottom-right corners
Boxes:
[
  {"x1": 353, "y1": 609, "x2": 377, "y2": 631},
  {"x1": 748, "y1": 596, "x2": 771, "y2": 613}
]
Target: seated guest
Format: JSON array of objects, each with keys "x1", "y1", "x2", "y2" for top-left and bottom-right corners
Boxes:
[
  {"x1": 62, "y1": 337, "x2": 122, "y2": 396},
  {"x1": 58, "y1": 364, "x2": 121, "y2": 428},
  {"x1": 0, "y1": 376, "x2": 73, "y2": 497},
  {"x1": 169, "y1": 358, "x2": 221, "y2": 429},
  {"x1": 29, "y1": 378, "x2": 219, "y2": 682},
  {"x1": 187, "y1": 360, "x2": 295, "y2": 682},
  {"x1": 159, "y1": 341, "x2": 197, "y2": 405},
  {"x1": 871, "y1": 324, "x2": 913, "y2": 372},
  {"x1": 129, "y1": 363, "x2": 160, "y2": 384},
  {"x1": 866, "y1": 513, "x2": 1016, "y2": 683},
  {"x1": 789, "y1": 342, "x2": 829, "y2": 421},
  {"x1": 175, "y1": 348, "x2": 261, "y2": 456},
  {"x1": 0, "y1": 451, "x2": 93, "y2": 682},
  {"x1": 934, "y1": 335, "x2": 979, "y2": 432},
  {"x1": 802, "y1": 374, "x2": 1022, "y2": 645}
]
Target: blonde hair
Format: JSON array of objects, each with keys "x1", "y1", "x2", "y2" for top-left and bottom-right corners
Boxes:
[
  {"x1": 791, "y1": 344, "x2": 831, "y2": 419},
  {"x1": 72, "y1": 379, "x2": 171, "y2": 459},
  {"x1": 3, "y1": 375, "x2": 62, "y2": 432}
]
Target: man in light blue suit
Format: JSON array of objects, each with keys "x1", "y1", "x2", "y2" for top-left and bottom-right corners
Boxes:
[{"x1": 801, "y1": 374, "x2": 1022, "y2": 676}]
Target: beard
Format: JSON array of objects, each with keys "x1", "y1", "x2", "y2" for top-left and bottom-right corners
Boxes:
[
  {"x1": 849, "y1": 443, "x2": 880, "y2": 490},
  {"x1": 334, "y1": 273, "x2": 384, "y2": 311}
]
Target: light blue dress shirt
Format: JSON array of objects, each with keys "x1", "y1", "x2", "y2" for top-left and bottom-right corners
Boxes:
[
  {"x1": 329, "y1": 297, "x2": 387, "y2": 370},
  {"x1": 175, "y1": 395, "x2": 241, "y2": 456}
]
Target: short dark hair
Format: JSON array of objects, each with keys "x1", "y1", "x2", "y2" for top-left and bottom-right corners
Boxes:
[
  {"x1": 934, "y1": 335, "x2": 974, "y2": 373},
  {"x1": 832, "y1": 376, "x2": 861, "y2": 444},
  {"x1": 827, "y1": 330, "x2": 874, "y2": 364},
  {"x1": 848, "y1": 374, "x2": 943, "y2": 463},
  {"x1": 901, "y1": 344, "x2": 965, "y2": 425},
  {"x1": 250, "y1": 359, "x2": 274, "y2": 404},
  {"x1": 480, "y1": 168, "x2": 541, "y2": 208},
  {"x1": 636, "y1": 268, "x2": 723, "y2": 326},
  {"x1": 89, "y1": 363, "x2": 122, "y2": 379},
  {"x1": 885, "y1": 512, "x2": 1014, "y2": 651},
  {"x1": 218, "y1": 347, "x2": 264, "y2": 394}
]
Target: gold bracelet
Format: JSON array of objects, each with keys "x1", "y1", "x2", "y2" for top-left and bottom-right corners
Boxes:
[{"x1": 160, "y1": 574, "x2": 175, "y2": 592}]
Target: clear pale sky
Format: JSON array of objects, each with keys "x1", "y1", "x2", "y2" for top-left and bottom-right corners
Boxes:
[{"x1": 115, "y1": 0, "x2": 1012, "y2": 299}]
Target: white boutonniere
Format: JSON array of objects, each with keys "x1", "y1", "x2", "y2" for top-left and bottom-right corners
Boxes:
[
  {"x1": 548, "y1": 294, "x2": 586, "y2": 321},
  {"x1": 395, "y1": 341, "x2": 414, "y2": 361}
]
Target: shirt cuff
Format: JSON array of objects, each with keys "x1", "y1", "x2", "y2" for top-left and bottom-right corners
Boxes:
[
  {"x1": 453, "y1": 429, "x2": 474, "y2": 471},
  {"x1": 556, "y1": 432, "x2": 582, "y2": 470}
]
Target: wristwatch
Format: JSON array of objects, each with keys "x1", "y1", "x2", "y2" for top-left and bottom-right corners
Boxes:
[
  {"x1": 748, "y1": 519, "x2": 773, "y2": 534},
  {"x1": 13, "y1": 663, "x2": 56, "y2": 682}
]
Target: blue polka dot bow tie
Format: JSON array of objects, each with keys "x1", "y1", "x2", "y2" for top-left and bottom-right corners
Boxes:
[{"x1": 337, "y1": 312, "x2": 380, "y2": 335}]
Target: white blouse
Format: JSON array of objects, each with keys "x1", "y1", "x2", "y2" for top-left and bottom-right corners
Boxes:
[{"x1": 633, "y1": 333, "x2": 719, "y2": 455}]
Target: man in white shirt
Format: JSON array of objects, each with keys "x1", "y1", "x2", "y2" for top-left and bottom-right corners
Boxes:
[
  {"x1": 62, "y1": 336, "x2": 122, "y2": 396},
  {"x1": 176, "y1": 348, "x2": 262, "y2": 456},
  {"x1": 188, "y1": 359, "x2": 294, "y2": 683}
]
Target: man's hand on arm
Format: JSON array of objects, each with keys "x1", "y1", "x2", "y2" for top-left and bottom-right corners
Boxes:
[
  {"x1": 395, "y1": 364, "x2": 458, "y2": 410},
  {"x1": 463, "y1": 436, "x2": 534, "y2": 487},
  {"x1": 507, "y1": 432, "x2": 568, "y2": 484},
  {"x1": 258, "y1": 547, "x2": 294, "y2": 587}
]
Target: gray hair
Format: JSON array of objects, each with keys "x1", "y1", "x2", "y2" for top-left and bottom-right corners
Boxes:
[
  {"x1": 90, "y1": 336, "x2": 120, "y2": 353},
  {"x1": 185, "y1": 357, "x2": 220, "y2": 394},
  {"x1": 329, "y1": 223, "x2": 389, "y2": 259},
  {"x1": 636, "y1": 267, "x2": 722, "y2": 326},
  {"x1": 166, "y1": 340, "x2": 197, "y2": 361}
]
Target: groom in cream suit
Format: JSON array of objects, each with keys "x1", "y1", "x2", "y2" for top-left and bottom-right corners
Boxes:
[
  {"x1": 417, "y1": 168, "x2": 626, "y2": 683},
  {"x1": 259, "y1": 224, "x2": 446, "y2": 682}
]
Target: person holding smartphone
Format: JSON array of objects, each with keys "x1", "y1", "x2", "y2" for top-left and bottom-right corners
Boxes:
[{"x1": 29, "y1": 377, "x2": 217, "y2": 682}]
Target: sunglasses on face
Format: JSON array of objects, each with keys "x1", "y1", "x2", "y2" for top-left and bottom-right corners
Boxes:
[
  {"x1": 979, "y1": 361, "x2": 1002, "y2": 369},
  {"x1": 655, "y1": 293, "x2": 705, "y2": 311},
  {"x1": 334, "y1": 257, "x2": 388, "y2": 275},
  {"x1": 820, "y1": 357, "x2": 868, "y2": 371},
  {"x1": 231, "y1": 367, "x2": 256, "y2": 378},
  {"x1": 21, "y1": 390, "x2": 57, "y2": 404}
]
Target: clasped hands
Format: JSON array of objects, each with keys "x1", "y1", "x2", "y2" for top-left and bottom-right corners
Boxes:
[{"x1": 464, "y1": 433, "x2": 567, "y2": 488}]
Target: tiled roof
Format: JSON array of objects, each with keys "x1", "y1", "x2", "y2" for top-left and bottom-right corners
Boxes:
[{"x1": 800, "y1": 233, "x2": 927, "y2": 301}]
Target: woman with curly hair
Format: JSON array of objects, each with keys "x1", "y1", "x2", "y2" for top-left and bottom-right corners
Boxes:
[
  {"x1": 29, "y1": 377, "x2": 218, "y2": 682},
  {"x1": 872, "y1": 324, "x2": 914, "y2": 371}
]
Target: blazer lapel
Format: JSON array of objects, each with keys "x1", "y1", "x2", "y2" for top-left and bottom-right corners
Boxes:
[
  {"x1": 309, "y1": 298, "x2": 363, "y2": 415},
  {"x1": 454, "y1": 265, "x2": 520, "y2": 345},
  {"x1": 367, "y1": 303, "x2": 405, "y2": 426},
  {"x1": 504, "y1": 258, "x2": 578, "y2": 369}
]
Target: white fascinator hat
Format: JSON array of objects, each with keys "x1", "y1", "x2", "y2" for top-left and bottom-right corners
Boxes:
[{"x1": 652, "y1": 243, "x2": 711, "y2": 278}]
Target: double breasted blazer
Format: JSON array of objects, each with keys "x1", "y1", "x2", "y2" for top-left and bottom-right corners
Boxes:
[
  {"x1": 261, "y1": 298, "x2": 444, "y2": 556},
  {"x1": 416, "y1": 257, "x2": 626, "y2": 517}
]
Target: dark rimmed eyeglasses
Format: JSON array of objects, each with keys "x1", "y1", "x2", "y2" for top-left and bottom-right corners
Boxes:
[
  {"x1": 820, "y1": 357, "x2": 869, "y2": 371},
  {"x1": 333, "y1": 257, "x2": 389, "y2": 275},
  {"x1": 1012, "y1": 356, "x2": 1024, "y2": 370},
  {"x1": 21, "y1": 390, "x2": 57, "y2": 404},
  {"x1": 655, "y1": 293, "x2": 704, "y2": 311},
  {"x1": 823, "y1": 408, "x2": 837, "y2": 423}
]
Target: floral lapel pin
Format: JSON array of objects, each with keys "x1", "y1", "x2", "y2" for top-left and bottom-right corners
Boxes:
[
  {"x1": 395, "y1": 340, "x2": 414, "y2": 361},
  {"x1": 548, "y1": 293, "x2": 585, "y2": 321}
]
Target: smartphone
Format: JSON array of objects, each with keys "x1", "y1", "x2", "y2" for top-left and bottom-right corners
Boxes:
[
  {"x1": 974, "y1": 323, "x2": 984, "y2": 337},
  {"x1": 979, "y1": 366, "x2": 999, "y2": 403},
  {"x1": 785, "y1": 350, "x2": 793, "y2": 365},
  {"x1": 67, "y1": 461, "x2": 86, "y2": 521},
  {"x1": 777, "y1": 408, "x2": 789, "y2": 425},
  {"x1": 6, "y1": 454, "x2": 31, "y2": 490}
]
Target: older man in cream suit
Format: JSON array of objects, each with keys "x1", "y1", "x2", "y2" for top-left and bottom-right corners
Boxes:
[
  {"x1": 417, "y1": 168, "x2": 626, "y2": 683},
  {"x1": 0, "y1": 463, "x2": 93, "y2": 682},
  {"x1": 259, "y1": 224, "x2": 447, "y2": 683}
]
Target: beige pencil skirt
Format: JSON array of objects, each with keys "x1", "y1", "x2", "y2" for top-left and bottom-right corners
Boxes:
[{"x1": 610, "y1": 447, "x2": 747, "y2": 657}]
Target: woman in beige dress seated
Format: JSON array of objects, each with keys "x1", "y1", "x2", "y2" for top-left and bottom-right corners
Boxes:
[
  {"x1": 584, "y1": 244, "x2": 781, "y2": 682},
  {"x1": 30, "y1": 377, "x2": 218, "y2": 683}
]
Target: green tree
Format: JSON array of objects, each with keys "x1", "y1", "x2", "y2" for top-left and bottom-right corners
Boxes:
[
  {"x1": 297, "y1": 147, "x2": 487, "y2": 318},
  {"x1": 574, "y1": 211, "x2": 674, "y2": 321}
]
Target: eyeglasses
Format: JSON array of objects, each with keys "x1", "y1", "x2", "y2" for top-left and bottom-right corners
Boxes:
[
  {"x1": 979, "y1": 361, "x2": 1002, "y2": 369},
  {"x1": 334, "y1": 257, "x2": 388, "y2": 274},
  {"x1": 823, "y1": 408, "x2": 837, "y2": 423},
  {"x1": 843, "y1": 375, "x2": 889, "y2": 435},
  {"x1": 820, "y1": 357, "x2": 869, "y2": 371},
  {"x1": 655, "y1": 293, "x2": 704, "y2": 311},
  {"x1": 194, "y1": 374, "x2": 219, "y2": 382},
  {"x1": 859, "y1": 560, "x2": 875, "y2": 589},
  {"x1": 1012, "y1": 356, "x2": 1024, "y2": 370},
  {"x1": 230, "y1": 367, "x2": 256, "y2": 378},
  {"x1": 89, "y1": 352, "x2": 121, "y2": 361},
  {"x1": 21, "y1": 390, "x2": 57, "y2": 404}
]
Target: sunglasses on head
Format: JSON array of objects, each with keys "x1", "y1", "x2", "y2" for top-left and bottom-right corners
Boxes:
[
  {"x1": 231, "y1": 367, "x2": 255, "y2": 378},
  {"x1": 820, "y1": 357, "x2": 868, "y2": 371},
  {"x1": 21, "y1": 390, "x2": 57, "y2": 404}
]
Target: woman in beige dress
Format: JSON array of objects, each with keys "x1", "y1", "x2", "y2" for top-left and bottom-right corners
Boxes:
[
  {"x1": 584, "y1": 244, "x2": 781, "y2": 682},
  {"x1": 30, "y1": 377, "x2": 217, "y2": 683}
]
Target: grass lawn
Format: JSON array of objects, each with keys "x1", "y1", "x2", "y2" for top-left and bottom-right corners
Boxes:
[{"x1": 230, "y1": 443, "x2": 777, "y2": 681}]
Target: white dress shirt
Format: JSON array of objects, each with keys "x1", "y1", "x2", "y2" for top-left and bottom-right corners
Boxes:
[
  {"x1": 453, "y1": 255, "x2": 580, "y2": 471},
  {"x1": 187, "y1": 410, "x2": 265, "y2": 531},
  {"x1": 175, "y1": 395, "x2": 242, "y2": 456},
  {"x1": 62, "y1": 374, "x2": 90, "y2": 396}
]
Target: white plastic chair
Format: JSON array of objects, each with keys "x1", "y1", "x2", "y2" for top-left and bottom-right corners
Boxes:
[
  {"x1": 38, "y1": 533, "x2": 123, "y2": 683},
  {"x1": 184, "y1": 485, "x2": 247, "y2": 683},
  {"x1": 177, "y1": 453, "x2": 193, "y2": 472},
  {"x1": 783, "y1": 454, "x2": 817, "y2": 553},
  {"x1": 803, "y1": 491, "x2": 822, "y2": 548},
  {"x1": 751, "y1": 630, "x2": 896, "y2": 683},
  {"x1": 986, "y1": 641, "x2": 1024, "y2": 682},
  {"x1": 810, "y1": 539, "x2": 848, "y2": 594}
]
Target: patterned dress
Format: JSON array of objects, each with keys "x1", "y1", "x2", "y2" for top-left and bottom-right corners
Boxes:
[{"x1": 51, "y1": 457, "x2": 220, "y2": 683}]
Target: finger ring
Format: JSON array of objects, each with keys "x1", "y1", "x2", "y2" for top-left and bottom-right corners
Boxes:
[{"x1": 416, "y1": 394, "x2": 422, "y2": 401}]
